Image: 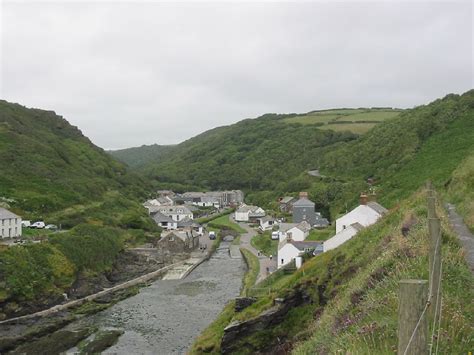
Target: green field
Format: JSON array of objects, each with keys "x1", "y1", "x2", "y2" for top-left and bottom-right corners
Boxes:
[
  {"x1": 207, "y1": 214, "x2": 247, "y2": 234},
  {"x1": 283, "y1": 108, "x2": 402, "y2": 134},
  {"x1": 250, "y1": 231, "x2": 278, "y2": 256}
]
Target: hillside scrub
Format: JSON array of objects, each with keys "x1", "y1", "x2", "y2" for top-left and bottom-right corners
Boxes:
[
  {"x1": 208, "y1": 190, "x2": 473, "y2": 353},
  {"x1": 445, "y1": 153, "x2": 474, "y2": 230}
]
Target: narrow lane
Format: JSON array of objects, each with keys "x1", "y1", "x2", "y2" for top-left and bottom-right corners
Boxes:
[{"x1": 230, "y1": 216, "x2": 277, "y2": 283}]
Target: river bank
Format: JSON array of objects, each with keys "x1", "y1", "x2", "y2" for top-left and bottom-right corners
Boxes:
[{"x1": 0, "y1": 241, "x2": 244, "y2": 354}]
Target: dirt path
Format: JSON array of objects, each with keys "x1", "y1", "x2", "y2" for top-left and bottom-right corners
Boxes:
[
  {"x1": 445, "y1": 203, "x2": 474, "y2": 273},
  {"x1": 230, "y1": 216, "x2": 277, "y2": 283}
]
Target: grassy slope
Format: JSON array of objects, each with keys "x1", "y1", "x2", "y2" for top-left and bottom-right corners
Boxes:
[
  {"x1": 445, "y1": 153, "x2": 474, "y2": 230},
  {"x1": 0, "y1": 100, "x2": 151, "y2": 218},
  {"x1": 283, "y1": 108, "x2": 402, "y2": 134},
  {"x1": 0, "y1": 101, "x2": 159, "y2": 316},
  {"x1": 223, "y1": 190, "x2": 473, "y2": 354},
  {"x1": 109, "y1": 144, "x2": 175, "y2": 169},
  {"x1": 251, "y1": 231, "x2": 278, "y2": 256},
  {"x1": 144, "y1": 115, "x2": 357, "y2": 193}
]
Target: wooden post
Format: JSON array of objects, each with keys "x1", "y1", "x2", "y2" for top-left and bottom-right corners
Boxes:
[
  {"x1": 398, "y1": 279, "x2": 429, "y2": 355},
  {"x1": 428, "y1": 217, "x2": 442, "y2": 319}
]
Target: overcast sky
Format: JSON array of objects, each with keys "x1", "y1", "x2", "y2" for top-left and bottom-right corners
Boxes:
[{"x1": 1, "y1": 1, "x2": 473, "y2": 149}]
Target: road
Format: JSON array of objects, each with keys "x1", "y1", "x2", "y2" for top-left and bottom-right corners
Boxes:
[{"x1": 230, "y1": 215, "x2": 277, "y2": 283}]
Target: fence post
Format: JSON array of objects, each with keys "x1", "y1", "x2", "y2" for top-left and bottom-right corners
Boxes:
[
  {"x1": 428, "y1": 217, "x2": 442, "y2": 319},
  {"x1": 398, "y1": 279, "x2": 429, "y2": 355}
]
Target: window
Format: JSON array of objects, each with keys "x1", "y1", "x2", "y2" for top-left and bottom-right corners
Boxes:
[
  {"x1": 281, "y1": 258, "x2": 284, "y2": 265},
  {"x1": 343, "y1": 225, "x2": 346, "y2": 229}
]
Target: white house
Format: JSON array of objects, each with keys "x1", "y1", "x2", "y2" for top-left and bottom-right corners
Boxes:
[
  {"x1": 278, "y1": 221, "x2": 311, "y2": 242},
  {"x1": 277, "y1": 240, "x2": 323, "y2": 269},
  {"x1": 324, "y1": 222, "x2": 364, "y2": 252},
  {"x1": 152, "y1": 212, "x2": 178, "y2": 230},
  {"x1": 259, "y1": 216, "x2": 276, "y2": 231},
  {"x1": 235, "y1": 205, "x2": 265, "y2": 222},
  {"x1": 0, "y1": 207, "x2": 22, "y2": 238},
  {"x1": 335, "y1": 194, "x2": 388, "y2": 234},
  {"x1": 157, "y1": 206, "x2": 194, "y2": 222}
]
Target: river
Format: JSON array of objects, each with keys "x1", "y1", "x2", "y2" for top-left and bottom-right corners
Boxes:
[{"x1": 75, "y1": 241, "x2": 245, "y2": 354}]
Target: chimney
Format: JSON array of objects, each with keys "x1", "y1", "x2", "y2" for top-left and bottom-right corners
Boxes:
[
  {"x1": 299, "y1": 191, "x2": 308, "y2": 199},
  {"x1": 360, "y1": 193, "x2": 368, "y2": 205}
]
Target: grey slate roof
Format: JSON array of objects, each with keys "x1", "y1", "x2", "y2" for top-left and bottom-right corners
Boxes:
[
  {"x1": 259, "y1": 215, "x2": 274, "y2": 223},
  {"x1": 295, "y1": 221, "x2": 312, "y2": 233},
  {"x1": 290, "y1": 241, "x2": 323, "y2": 251},
  {"x1": 367, "y1": 202, "x2": 388, "y2": 215},
  {"x1": 0, "y1": 207, "x2": 20, "y2": 220},
  {"x1": 152, "y1": 212, "x2": 174, "y2": 224},
  {"x1": 279, "y1": 223, "x2": 298, "y2": 233},
  {"x1": 292, "y1": 197, "x2": 315, "y2": 207},
  {"x1": 280, "y1": 196, "x2": 295, "y2": 204}
]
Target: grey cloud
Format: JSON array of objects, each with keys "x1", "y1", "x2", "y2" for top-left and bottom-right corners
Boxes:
[{"x1": 1, "y1": 1, "x2": 472, "y2": 149}]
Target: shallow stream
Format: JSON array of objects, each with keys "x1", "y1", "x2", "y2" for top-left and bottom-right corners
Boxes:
[{"x1": 74, "y1": 241, "x2": 245, "y2": 354}]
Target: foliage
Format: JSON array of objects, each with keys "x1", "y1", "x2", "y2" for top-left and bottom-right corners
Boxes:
[
  {"x1": 0, "y1": 100, "x2": 152, "y2": 218},
  {"x1": 0, "y1": 243, "x2": 75, "y2": 302},
  {"x1": 207, "y1": 214, "x2": 247, "y2": 234},
  {"x1": 250, "y1": 231, "x2": 278, "y2": 256},
  {"x1": 445, "y1": 153, "x2": 474, "y2": 230},
  {"x1": 306, "y1": 226, "x2": 336, "y2": 241},
  {"x1": 224, "y1": 191, "x2": 474, "y2": 353},
  {"x1": 240, "y1": 248, "x2": 260, "y2": 295},
  {"x1": 189, "y1": 301, "x2": 236, "y2": 354},
  {"x1": 109, "y1": 144, "x2": 175, "y2": 169},
  {"x1": 49, "y1": 224, "x2": 125, "y2": 273}
]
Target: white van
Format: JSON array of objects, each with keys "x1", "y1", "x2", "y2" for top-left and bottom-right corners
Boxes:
[
  {"x1": 209, "y1": 231, "x2": 216, "y2": 240},
  {"x1": 31, "y1": 221, "x2": 45, "y2": 229},
  {"x1": 271, "y1": 231, "x2": 279, "y2": 240},
  {"x1": 21, "y1": 220, "x2": 31, "y2": 227}
]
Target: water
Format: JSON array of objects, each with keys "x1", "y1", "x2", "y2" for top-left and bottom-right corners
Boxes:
[{"x1": 81, "y1": 242, "x2": 245, "y2": 354}]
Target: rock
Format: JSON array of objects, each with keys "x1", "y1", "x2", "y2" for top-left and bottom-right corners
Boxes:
[
  {"x1": 8, "y1": 327, "x2": 95, "y2": 355},
  {"x1": 234, "y1": 297, "x2": 256, "y2": 312},
  {"x1": 78, "y1": 329, "x2": 124, "y2": 354}
]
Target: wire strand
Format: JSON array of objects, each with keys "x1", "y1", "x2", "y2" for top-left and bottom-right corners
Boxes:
[
  {"x1": 429, "y1": 258, "x2": 443, "y2": 354},
  {"x1": 403, "y1": 300, "x2": 430, "y2": 355}
]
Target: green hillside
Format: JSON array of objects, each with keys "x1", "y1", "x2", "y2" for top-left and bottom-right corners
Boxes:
[
  {"x1": 119, "y1": 91, "x2": 473, "y2": 221},
  {"x1": 0, "y1": 100, "x2": 159, "y2": 318},
  {"x1": 143, "y1": 114, "x2": 358, "y2": 193},
  {"x1": 194, "y1": 188, "x2": 473, "y2": 354},
  {"x1": 283, "y1": 108, "x2": 402, "y2": 134},
  {"x1": 109, "y1": 144, "x2": 176, "y2": 169},
  {"x1": 0, "y1": 100, "x2": 152, "y2": 217}
]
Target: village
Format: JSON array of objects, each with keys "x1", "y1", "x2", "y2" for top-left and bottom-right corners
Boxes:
[
  {"x1": 0, "y1": 188, "x2": 388, "y2": 277},
  {"x1": 138, "y1": 188, "x2": 388, "y2": 277}
]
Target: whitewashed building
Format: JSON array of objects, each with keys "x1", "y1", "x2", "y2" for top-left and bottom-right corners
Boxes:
[
  {"x1": 335, "y1": 194, "x2": 387, "y2": 234},
  {"x1": 278, "y1": 221, "x2": 311, "y2": 242},
  {"x1": 0, "y1": 208, "x2": 22, "y2": 238},
  {"x1": 259, "y1": 216, "x2": 276, "y2": 231},
  {"x1": 235, "y1": 205, "x2": 265, "y2": 222},
  {"x1": 277, "y1": 240, "x2": 323, "y2": 269},
  {"x1": 157, "y1": 206, "x2": 194, "y2": 222},
  {"x1": 324, "y1": 222, "x2": 364, "y2": 252}
]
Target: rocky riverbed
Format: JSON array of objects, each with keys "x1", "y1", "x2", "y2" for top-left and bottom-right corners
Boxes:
[{"x1": 74, "y1": 241, "x2": 245, "y2": 354}]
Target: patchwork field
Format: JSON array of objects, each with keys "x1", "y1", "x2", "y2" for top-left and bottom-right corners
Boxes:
[{"x1": 283, "y1": 108, "x2": 402, "y2": 134}]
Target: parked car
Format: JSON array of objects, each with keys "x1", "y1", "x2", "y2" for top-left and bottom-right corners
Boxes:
[
  {"x1": 271, "y1": 231, "x2": 279, "y2": 240},
  {"x1": 209, "y1": 231, "x2": 216, "y2": 240},
  {"x1": 45, "y1": 224, "x2": 58, "y2": 230},
  {"x1": 21, "y1": 220, "x2": 31, "y2": 227},
  {"x1": 30, "y1": 221, "x2": 45, "y2": 229}
]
